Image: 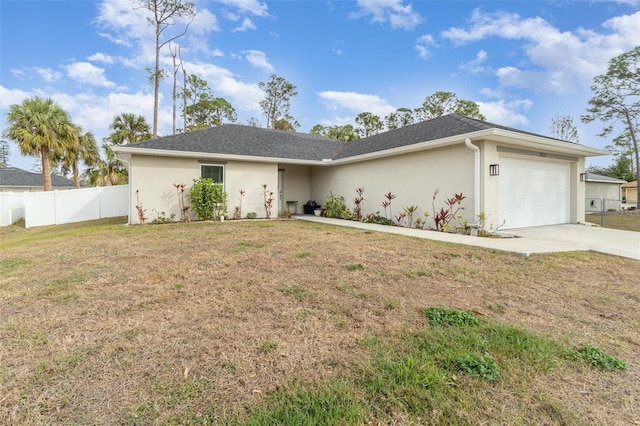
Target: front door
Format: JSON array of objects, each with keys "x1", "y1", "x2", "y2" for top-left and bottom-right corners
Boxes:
[{"x1": 278, "y1": 169, "x2": 284, "y2": 215}]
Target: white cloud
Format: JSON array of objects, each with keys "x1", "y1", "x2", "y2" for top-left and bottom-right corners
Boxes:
[
  {"x1": 10, "y1": 69, "x2": 27, "y2": 80},
  {"x1": 66, "y1": 62, "x2": 115, "y2": 88},
  {"x1": 441, "y1": 9, "x2": 640, "y2": 93},
  {"x1": 458, "y1": 50, "x2": 488, "y2": 74},
  {"x1": 183, "y1": 61, "x2": 263, "y2": 111},
  {"x1": 0, "y1": 85, "x2": 31, "y2": 109},
  {"x1": 35, "y1": 67, "x2": 63, "y2": 83},
  {"x1": 88, "y1": 52, "x2": 115, "y2": 64},
  {"x1": 218, "y1": 0, "x2": 269, "y2": 17},
  {"x1": 478, "y1": 98, "x2": 533, "y2": 127},
  {"x1": 191, "y1": 8, "x2": 219, "y2": 35},
  {"x1": 95, "y1": 0, "x2": 150, "y2": 46},
  {"x1": 415, "y1": 34, "x2": 435, "y2": 59},
  {"x1": 351, "y1": 0, "x2": 422, "y2": 30},
  {"x1": 243, "y1": 50, "x2": 273, "y2": 71},
  {"x1": 232, "y1": 17, "x2": 257, "y2": 32},
  {"x1": 317, "y1": 91, "x2": 396, "y2": 117}
]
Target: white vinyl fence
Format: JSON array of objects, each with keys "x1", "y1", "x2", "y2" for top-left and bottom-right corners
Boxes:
[{"x1": 0, "y1": 185, "x2": 129, "y2": 228}]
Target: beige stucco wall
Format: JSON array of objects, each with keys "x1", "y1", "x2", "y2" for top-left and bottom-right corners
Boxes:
[
  {"x1": 310, "y1": 144, "x2": 476, "y2": 227},
  {"x1": 128, "y1": 154, "x2": 279, "y2": 223}
]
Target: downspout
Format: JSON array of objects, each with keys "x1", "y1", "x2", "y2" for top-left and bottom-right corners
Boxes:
[
  {"x1": 115, "y1": 155, "x2": 133, "y2": 225},
  {"x1": 464, "y1": 138, "x2": 480, "y2": 220}
]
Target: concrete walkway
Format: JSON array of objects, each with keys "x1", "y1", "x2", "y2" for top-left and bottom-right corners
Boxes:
[{"x1": 296, "y1": 216, "x2": 640, "y2": 260}]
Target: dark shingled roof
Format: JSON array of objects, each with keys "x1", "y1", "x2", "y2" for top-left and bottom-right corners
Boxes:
[
  {"x1": 126, "y1": 124, "x2": 345, "y2": 161},
  {"x1": 122, "y1": 114, "x2": 565, "y2": 161},
  {"x1": 0, "y1": 167, "x2": 76, "y2": 188},
  {"x1": 333, "y1": 114, "x2": 553, "y2": 159}
]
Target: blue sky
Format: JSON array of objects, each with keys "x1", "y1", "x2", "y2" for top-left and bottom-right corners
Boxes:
[{"x1": 1, "y1": 0, "x2": 639, "y2": 172}]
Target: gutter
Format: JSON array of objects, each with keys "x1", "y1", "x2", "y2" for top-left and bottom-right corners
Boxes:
[
  {"x1": 464, "y1": 138, "x2": 480, "y2": 220},
  {"x1": 114, "y1": 153, "x2": 133, "y2": 225}
]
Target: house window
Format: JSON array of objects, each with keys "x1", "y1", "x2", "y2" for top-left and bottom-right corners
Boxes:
[{"x1": 201, "y1": 164, "x2": 224, "y2": 184}]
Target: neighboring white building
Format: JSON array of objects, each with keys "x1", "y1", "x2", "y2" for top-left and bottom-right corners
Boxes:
[
  {"x1": 584, "y1": 172, "x2": 627, "y2": 212},
  {"x1": 114, "y1": 114, "x2": 606, "y2": 229}
]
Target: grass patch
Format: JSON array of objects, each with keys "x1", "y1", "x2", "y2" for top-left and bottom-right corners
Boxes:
[
  {"x1": 277, "y1": 285, "x2": 308, "y2": 300},
  {"x1": 294, "y1": 251, "x2": 314, "y2": 258},
  {"x1": 424, "y1": 306, "x2": 481, "y2": 327},
  {"x1": 0, "y1": 257, "x2": 30, "y2": 275},
  {"x1": 346, "y1": 263, "x2": 364, "y2": 271},
  {"x1": 237, "y1": 382, "x2": 364, "y2": 425},
  {"x1": 565, "y1": 345, "x2": 628, "y2": 370},
  {"x1": 229, "y1": 241, "x2": 263, "y2": 253}
]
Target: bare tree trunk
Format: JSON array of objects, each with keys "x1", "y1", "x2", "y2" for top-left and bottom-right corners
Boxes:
[
  {"x1": 170, "y1": 44, "x2": 178, "y2": 135},
  {"x1": 182, "y1": 58, "x2": 187, "y2": 132},
  {"x1": 623, "y1": 108, "x2": 640, "y2": 209},
  {"x1": 153, "y1": 30, "x2": 161, "y2": 138}
]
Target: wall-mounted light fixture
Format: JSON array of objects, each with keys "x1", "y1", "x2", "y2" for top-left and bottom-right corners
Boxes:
[
  {"x1": 489, "y1": 164, "x2": 500, "y2": 176},
  {"x1": 580, "y1": 173, "x2": 586, "y2": 182}
]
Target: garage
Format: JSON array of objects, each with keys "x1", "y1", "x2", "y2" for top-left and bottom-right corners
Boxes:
[{"x1": 498, "y1": 155, "x2": 570, "y2": 229}]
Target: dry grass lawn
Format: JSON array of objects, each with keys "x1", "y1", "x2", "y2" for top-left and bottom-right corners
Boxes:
[{"x1": 0, "y1": 218, "x2": 638, "y2": 425}]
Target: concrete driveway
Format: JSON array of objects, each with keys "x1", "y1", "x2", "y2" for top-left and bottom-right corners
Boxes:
[
  {"x1": 507, "y1": 224, "x2": 640, "y2": 260},
  {"x1": 297, "y1": 216, "x2": 640, "y2": 260}
]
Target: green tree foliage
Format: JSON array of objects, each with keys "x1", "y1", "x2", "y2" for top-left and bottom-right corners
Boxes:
[
  {"x1": 550, "y1": 114, "x2": 580, "y2": 143},
  {"x1": 84, "y1": 113, "x2": 150, "y2": 187},
  {"x1": 184, "y1": 75, "x2": 237, "y2": 130},
  {"x1": 5, "y1": 97, "x2": 77, "y2": 191},
  {"x1": 189, "y1": 177, "x2": 227, "y2": 220},
  {"x1": 106, "y1": 113, "x2": 152, "y2": 145},
  {"x1": 587, "y1": 156, "x2": 635, "y2": 182},
  {"x1": 385, "y1": 107, "x2": 414, "y2": 130},
  {"x1": 273, "y1": 119, "x2": 296, "y2": 131},
  {"x1": 57, "y1": 128, "x2": 99, "y2": 188},
  {"x1": 134, "y1": 0, "x2": 195, "y2": 137},
  {"x1": 258, "y1": 74, "x2": 299, "y2": 129},
  {"x1": 414, "y1": 91, "x2": 485, "y2": 122},
  {"x1": 355, "y1": 112, "x2": 384, "y2": 137},
  {"x1": 582, "y1": 46, "x2": 640, "y2": 209},
  {"x1": 607, "y1": 130, "x2": 637, "y2": 180},
  {"x1": 310, "y1": 124, "x2": 359, "y2": 142},
  {"x1": 81, "y1": 144, "x2": 128, "y2": 187}
]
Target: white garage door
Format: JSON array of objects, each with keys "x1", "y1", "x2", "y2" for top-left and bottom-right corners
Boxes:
[{"x1": 499, "y1": 156, "x2": 570, "y2": 229}]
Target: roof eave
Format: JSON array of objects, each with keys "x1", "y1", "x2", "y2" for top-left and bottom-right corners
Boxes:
[
  {"x1": 488, "y1": 129, "x2": 608, "y2": 157},
  {"x1": 113, "y1": 146, "x2": 325, "y2": 166}
]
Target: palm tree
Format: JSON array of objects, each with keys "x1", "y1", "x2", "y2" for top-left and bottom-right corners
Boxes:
[
  {"x1": 59, "y1": 128, "x2": 99, "y2": 188},
  {"x1": 108, "y1": 113, "x2": 152, "y2": 145},
  {"x1": 6, "y1": 97, "x2": 76, "y2": 191},
  {"x1": 81, "y1": 144, "x2": 128, "y2": 186}
]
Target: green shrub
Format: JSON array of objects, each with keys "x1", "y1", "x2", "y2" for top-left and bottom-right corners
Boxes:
[
  {"x1": 456, "y1": 352, "x2": 501, "y2": 381},
  {"x1": 362, "y1": 211, "x2": 395, "y2": 226},
  {"x1": 325, "y1": 191, "x2": 353, "y2": 219},
  {"x1": 565, "y1": 345, "x2": 628, "y2": 370},
  {"x1": 424, "y1": 307, "x2": 480, "y2": 327},
  {"x1": 188, "y1": 178, "x2": 227, "y2": 221}
]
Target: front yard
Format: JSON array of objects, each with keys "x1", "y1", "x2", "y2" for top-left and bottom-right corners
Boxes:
[{"x1": 0, "y1": 218, "x2": 638, "y2": 424}]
